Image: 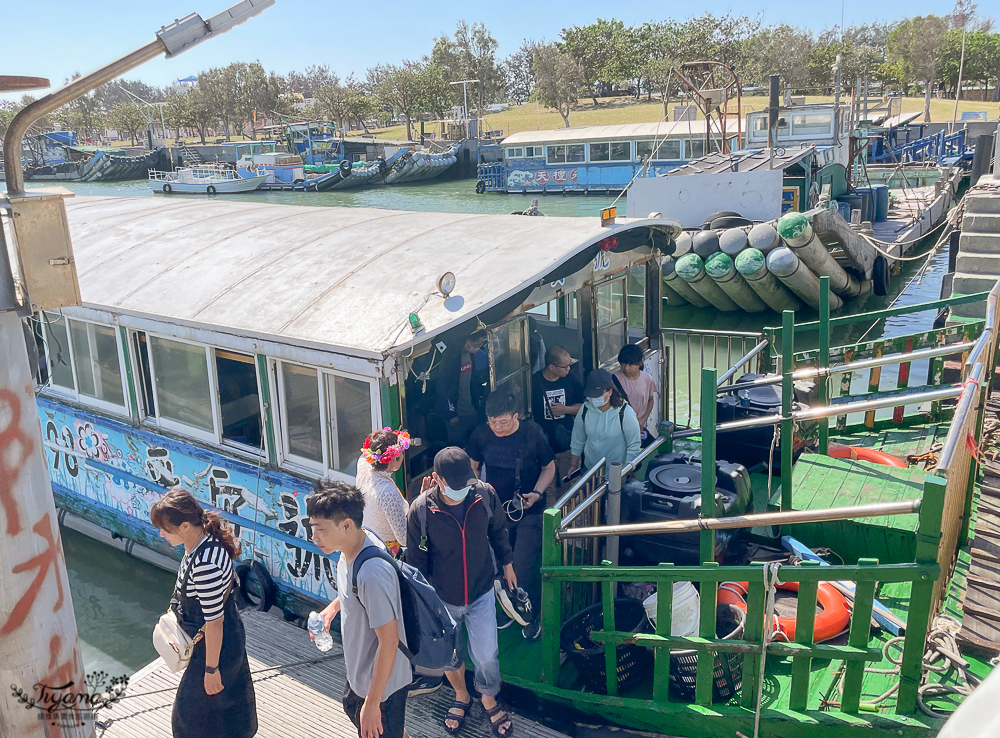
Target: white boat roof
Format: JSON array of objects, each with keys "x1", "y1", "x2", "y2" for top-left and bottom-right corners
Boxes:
[
  {"x1": 64, "y1": 197, "x2": 678, "y2": 360},
  {"x1": 501, "y1": 120, "x2": 742, "y2": 147}
]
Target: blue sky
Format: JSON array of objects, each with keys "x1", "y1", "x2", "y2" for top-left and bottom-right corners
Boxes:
[{"x1": 2, "y1": 0, "x2": 997, "y2": 102}]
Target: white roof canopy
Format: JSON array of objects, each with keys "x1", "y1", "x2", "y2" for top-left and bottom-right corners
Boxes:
[
  {"x1": 501, "y1": 120, "x2": 742, "y2": 147},
  {"x1": 64, "y1": 197, "x2": 678, "y2": 359}
]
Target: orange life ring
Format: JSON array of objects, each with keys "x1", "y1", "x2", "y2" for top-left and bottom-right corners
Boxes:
[
  {"x1": 718, "y1": 580, "x2": 851, "y2": 643},
  {"x1": 828, "y1": 445, "x2": 908, "y2": 468}
]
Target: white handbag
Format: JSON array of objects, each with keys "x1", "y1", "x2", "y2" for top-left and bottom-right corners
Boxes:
[{"x1": 153, "y1": 609, "x2": 205, "y2": 673}]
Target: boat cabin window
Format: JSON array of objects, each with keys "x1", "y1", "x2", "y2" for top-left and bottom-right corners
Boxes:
[
  {"x1": 546, "y1": 144, "x2": 585, "y2": 164},
  {"x1": 636, "y1": 139, "x2": 681, "y2": 161},
  {"x1": 594, "y1": 277, "x2": 628, "y2": 366},
  {"x1": 148, "y1": 336, "x2": 216, "y2": 435},
  {"x1": 273, "y1": 360, "x2": 376, "y2": 479},
  {"x1": 791, "y1": 113, "x2": 832, "y2": 136},
  {"x1": 216, "y1": 349, "x2": 263, "y2": 450},
  {"x1": 40, "y1": 312, "x2": 128, "y2": 414},
  {"x1": 506, "y1": 147, "x2": 524, "y2": 158},
  {"x1": 489, "y1": 317, "x2": 532, "y2": 416},
  {"x1": 686, "y1": 139, "x2": 705, "y2": 159},
  {"x1": 589, "y1": 141, "x2": 632, "y2": 161},
  {"x1": 524, "y1": 146, "x2": 543, "y2": 157},
  {"x1": 626, "y1": 265, "x2": 646, "y2": 342}
]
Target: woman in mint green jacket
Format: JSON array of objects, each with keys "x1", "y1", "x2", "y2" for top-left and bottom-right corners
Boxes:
[{"x1": 569, "y1": 368, "x2": 642, "y2": 473}]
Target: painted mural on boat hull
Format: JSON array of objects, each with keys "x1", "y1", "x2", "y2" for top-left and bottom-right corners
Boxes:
[{"x1": 37, "y1": 397, "x2": 336, "y2": 605}]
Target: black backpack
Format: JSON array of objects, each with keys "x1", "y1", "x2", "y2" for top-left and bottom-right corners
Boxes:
[{"x1": 351, "y1": 547, "x2": 457, "y2": 670}]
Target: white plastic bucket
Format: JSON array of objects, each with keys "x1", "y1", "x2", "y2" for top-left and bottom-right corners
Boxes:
[{"x1": 643, "y1": 582, "x2": 700, "y2": 636}]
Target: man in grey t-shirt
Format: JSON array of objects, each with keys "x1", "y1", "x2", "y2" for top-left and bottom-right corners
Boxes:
[{"x1": 309, "y1": 481, "x2": 412, "y2": 738}]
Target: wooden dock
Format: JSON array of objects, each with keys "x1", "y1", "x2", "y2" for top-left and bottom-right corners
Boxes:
[{"x1": 95, "y1": 610, "x2": 571, "y2": 738}]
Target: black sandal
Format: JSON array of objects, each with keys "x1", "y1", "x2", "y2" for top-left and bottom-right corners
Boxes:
[
  {"x1": 444, "y1": 696, "x2": 473, "y2": 734},
  {"x1": 485, "y1": 703, "x2": 514, "y2": 738}
]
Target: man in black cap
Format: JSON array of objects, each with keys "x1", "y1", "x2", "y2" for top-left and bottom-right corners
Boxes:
[{"x1": 406, "y1": 448, "x2": 516, "y2": 738}]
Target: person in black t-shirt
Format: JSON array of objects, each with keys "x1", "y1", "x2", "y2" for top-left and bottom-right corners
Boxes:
[
  {"x1": 467, "y1": 391, "x2": 554, "y2": 641},
  {"x1": 531, "y1": 347, "x2": 584, "y2": 489}
]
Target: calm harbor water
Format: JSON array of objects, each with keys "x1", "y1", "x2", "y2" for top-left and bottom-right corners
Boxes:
[
  {"x1": 28, "y1": 178, "x2": 619, "y2": 217},
  {"x1": 62, "y1": 525, "x2": 175, "y2": 675},
  {"x1": 55, "y1": 177, "x2": 953, "y2": 673}
]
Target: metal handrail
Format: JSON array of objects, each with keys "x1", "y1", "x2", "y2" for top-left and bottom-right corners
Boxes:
[
  {"x1": 555, "y1": 499, "x2": 921, "y2": 540},
  {"x1": 558, "y1": 437, "x2": 668, "y2": 531},
  {"x1": 716, "y1": 339, "x2": 769, "y2": 386},
  {"x1": 553, "y1": 456, "x2": 606, "y2": 510},
  {"x1": 674, "y1": 384, "x2": 964, "y2": 439},
  {"x1": 560, "y1": 482, "x2": 609, "y2": 528},
  {"x1": 621, "y1": 435, "x2": 666, "y2": 477},
  {"x1": 936, "y1": 280, "x2": 1000, "y2": 472},
  {"x1": 717, "y1": 340, "x2": 977, "y2": 394},
  {"x1": 936, "y1": 362, "x2": 985, "y2": 474}
]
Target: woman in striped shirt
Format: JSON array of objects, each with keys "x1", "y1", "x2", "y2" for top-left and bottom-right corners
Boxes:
[{"x1": 152, "y1": 488, "x2": 257, "y2": 738}]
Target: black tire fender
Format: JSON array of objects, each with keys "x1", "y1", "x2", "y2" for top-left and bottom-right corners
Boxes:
[
  {"x1": 702, "y1": 210, "x2": 743, "y2": 228},
  {"x1": 709, "y1": 215, "x2": 754, "y2": 229},
  {"x1": 206, "y1": 185, "x2": 217, "y2": 195},
  {"x1": 235, "y1": 560, "x2": 276, "y2": 612},
  {"x1": 339, "y1": 159, "x2": 352, "y2": 174},
  {"x1": 475, "y1": 179, "x2": 486, "y2": 194},
  {"x1": 873, "y1": 254, "x2": 890, "y2": 296},
  {"x1": 162, "y1": 183, "x2": 172, "y2": 193}
]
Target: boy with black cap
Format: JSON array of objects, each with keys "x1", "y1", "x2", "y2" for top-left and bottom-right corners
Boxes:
[{"x1": 406, "y1": 447, "x2": 516, "y2": 737}]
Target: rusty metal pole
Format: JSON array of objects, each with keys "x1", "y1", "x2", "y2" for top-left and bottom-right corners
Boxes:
[{"x1": 0, "y1": 5, "x2": 273, "y2": 736}]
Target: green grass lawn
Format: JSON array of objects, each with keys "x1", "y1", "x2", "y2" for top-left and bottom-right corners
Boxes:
[{"x1": 364, "y1": 95, "x2": 997, "y2": 141}]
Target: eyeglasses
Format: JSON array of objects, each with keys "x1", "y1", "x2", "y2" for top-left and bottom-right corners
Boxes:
[
  {"x1": 550, "y1": 362, "x2": 573, "y2": 370},
  {"x1": 487, "y1": 416, "x2": 517, "y2": 429}
]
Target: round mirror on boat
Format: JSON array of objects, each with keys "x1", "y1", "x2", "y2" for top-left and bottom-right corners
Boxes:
[{"x1": 437, "y1": 271, "x2": 457, "y2": 296}]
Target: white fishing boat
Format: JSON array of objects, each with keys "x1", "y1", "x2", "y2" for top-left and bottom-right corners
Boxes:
[{"x1": 149, "y1": 166, "x2": 267, "y2": 194}]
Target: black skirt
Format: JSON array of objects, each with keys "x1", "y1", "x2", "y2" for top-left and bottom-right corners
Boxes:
[{"x1": 171, "y1": 595, "x2": 257, "y2": 738}]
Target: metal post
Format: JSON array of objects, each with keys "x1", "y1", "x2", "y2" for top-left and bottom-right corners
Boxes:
[
  {"x1": 768, "y1": 74, "x2": 780, "y2": 170},
  {"x1": 818, "y1": 277, "x2": 830, "y2": 454},
  {"x1": 700, "y1": 367, "x2": 717, "y2": 564},
  {"x1": 606, "y1": 462, "x2": 622, "y2": 572},
  {"x1": 781, "y1": 310, "x2": 795, "y2": 511}
]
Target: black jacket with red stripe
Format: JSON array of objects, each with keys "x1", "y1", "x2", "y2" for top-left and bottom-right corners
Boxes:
[{"x1": 405, "y1": 482, "x2": 513, "y2": 607}]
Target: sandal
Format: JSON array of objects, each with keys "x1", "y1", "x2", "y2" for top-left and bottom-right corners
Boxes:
[
  {"x1": 444, "y1": 696, "x2": 472, "y2": 734},
  {"x1": 485, "y1": 703, "x2": 514, "y2": 738}
]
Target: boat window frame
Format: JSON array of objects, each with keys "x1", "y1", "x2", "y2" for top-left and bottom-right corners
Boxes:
[
  {"x1": 524, "y1": 146, "x2": 543, "y2": 158},
  {"x1": 270, "y1": 358, "x2": 382, "y2": 483},
  {"x1": 38, "y1": 311, "x2": 131, "y2": 418},
  {"x1": 214, "y1": 347, "x2": 268, "y2": 458},
  {"x1": 593, "y1": 274, "x2": 630, "y2": 368},
  {"x1": 546, "y1": 145, "x2": 567, "y2": 164},
  {"x1": 506, "y1": 147, "x2": 524, "y2": 158},
  {"x1": 635, "y1": 139, "x2": 682, "y2": 161},
  {"x1": 141, "y1": 332, "x2": 221, "y2": 445}
]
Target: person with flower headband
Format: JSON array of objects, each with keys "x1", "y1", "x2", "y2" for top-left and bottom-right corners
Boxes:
[{"x1": 355, "y1": 428, "x2": 411, "y2": 558}]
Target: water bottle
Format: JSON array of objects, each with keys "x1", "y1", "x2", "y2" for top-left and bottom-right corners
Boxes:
[{"x1": 307, "y1": 611, "x2": 333, "y2": 653}]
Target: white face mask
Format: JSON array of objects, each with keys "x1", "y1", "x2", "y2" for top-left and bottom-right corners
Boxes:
[
  {"x1": 442, "y1": 483, "x2": 471, "y2": 501},
  {"x1": 587, "y1": 395, "x2": 608, "y2": 409}
]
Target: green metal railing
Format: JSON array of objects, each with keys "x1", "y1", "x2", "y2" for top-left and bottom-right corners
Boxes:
[{"x1": 537, "y1": 280, "x2": 1000, "y2": 722}]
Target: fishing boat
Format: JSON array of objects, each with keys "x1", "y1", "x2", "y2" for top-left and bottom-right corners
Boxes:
[
  {"x1": 29, "y1": 192, "x2": 1000, "y2": 738},
  {"x1": 2, "y1": 132, "x2": 167, "y2": 183},
  {"x1": 477, "y1": 120, "x2": 741, "y2": 194},
  {"x1": 626, "y1": 100, "x2": 965, "y2": 316},
  {"x1": 148, "y1": 166, "x2": 267, "y2": 194}
]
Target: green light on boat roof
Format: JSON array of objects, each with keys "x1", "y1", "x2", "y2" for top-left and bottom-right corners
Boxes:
[{"x1": 408, "y1": 313, "x2": 424, "y2": 334}]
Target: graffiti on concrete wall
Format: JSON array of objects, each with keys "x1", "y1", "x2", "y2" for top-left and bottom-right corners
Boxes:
[{"x1": 37, "y1": 398, "x2": 336, "y2": 602}]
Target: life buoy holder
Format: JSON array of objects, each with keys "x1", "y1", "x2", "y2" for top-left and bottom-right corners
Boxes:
[
  {"x1": 235, "y1": 560, "x2": 276, "y2": 612},
  {"x1": 828, "y1": 445, "x2": 908, "y2": 468},
  {"x1": 717, "y1": 580, "x2": 851, "y2": 643}
]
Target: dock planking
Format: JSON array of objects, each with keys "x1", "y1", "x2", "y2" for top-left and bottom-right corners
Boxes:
[{"x1": 96, "y1": 610, "x2": 571, "y2": 738}]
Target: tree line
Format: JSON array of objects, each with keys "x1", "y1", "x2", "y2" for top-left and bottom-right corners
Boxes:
[{"x1": 1, "y1": 1, "x2": 997, "y2": 143}]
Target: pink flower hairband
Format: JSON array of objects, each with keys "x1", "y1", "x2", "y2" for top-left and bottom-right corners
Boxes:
[{"x1": 361, "y1": 428, "x2": 411, "y2": 465}]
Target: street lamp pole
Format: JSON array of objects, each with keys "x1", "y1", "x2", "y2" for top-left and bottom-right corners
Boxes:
[
  {"x1": 0, "y1": 4, "x2": 273, "y2": 737},
  {"x1": 449, "y1": 79, "x2": 479, "y2": 139}
]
